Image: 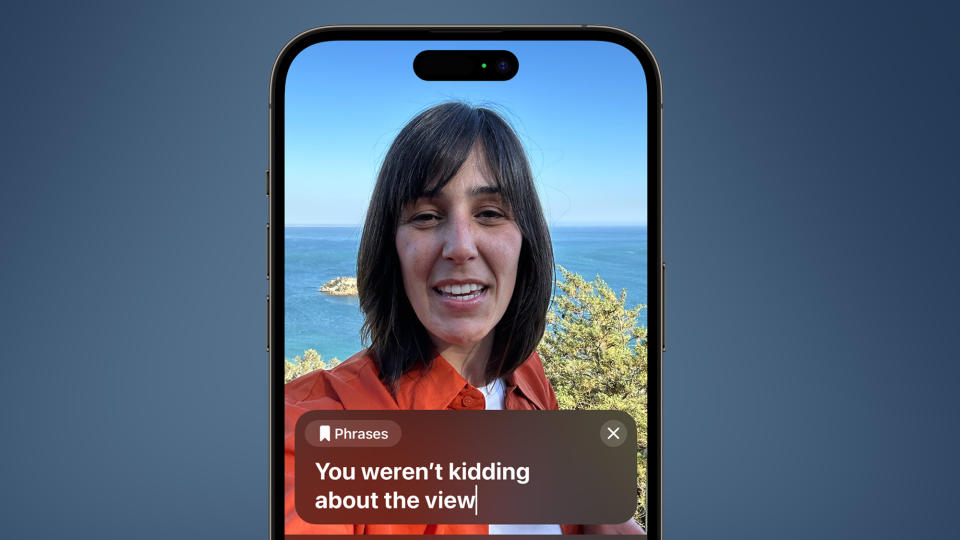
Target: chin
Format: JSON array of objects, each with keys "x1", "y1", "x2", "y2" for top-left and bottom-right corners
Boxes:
[{"x1": 431, "y1": 325, "x2": 492, "y2": 347}]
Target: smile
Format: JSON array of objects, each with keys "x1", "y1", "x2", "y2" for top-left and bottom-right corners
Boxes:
[{"x1": 433, "y1": 283, "x2": 488, "y2": 301}]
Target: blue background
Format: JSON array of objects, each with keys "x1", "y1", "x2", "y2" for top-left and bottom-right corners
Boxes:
[{"x1": 2, "y1": 1, "x2": 958, "y2": 538}]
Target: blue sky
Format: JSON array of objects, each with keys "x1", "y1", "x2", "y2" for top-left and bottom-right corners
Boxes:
[{"x1": 285, "y1": 40, "x2": 647, "y2": 226}]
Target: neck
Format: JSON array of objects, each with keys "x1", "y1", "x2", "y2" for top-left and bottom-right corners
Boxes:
[{"x1": 432, "y1": 333, "x2": 494, "y2": 387}]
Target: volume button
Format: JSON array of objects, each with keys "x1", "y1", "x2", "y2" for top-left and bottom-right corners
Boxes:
[
  {"x1": 266, "y1": 223, "x2": 270, "y2": 280},
  {"x1": 661, "y1": 262, "x2": 666, "y2": 352},
  {"x1": 266, "y1": 295, "x2": 271, "y2": 353},
  {"x1": 266, "y1": 169, "x2": 270, "y2": 196}
]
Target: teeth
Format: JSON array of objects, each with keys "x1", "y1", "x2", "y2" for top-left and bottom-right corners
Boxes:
[{"x1": 438, "y1": 283, "x2": 484, "y2": 295}]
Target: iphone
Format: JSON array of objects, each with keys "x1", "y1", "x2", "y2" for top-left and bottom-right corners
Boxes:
[{"x1": 269, "y1": 25, "x2": 662, "y2": 538}]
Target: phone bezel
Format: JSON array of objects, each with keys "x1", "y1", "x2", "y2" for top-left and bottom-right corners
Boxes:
[{"x1": 268, "y1": 25, "x2": 663, "y2": 538}]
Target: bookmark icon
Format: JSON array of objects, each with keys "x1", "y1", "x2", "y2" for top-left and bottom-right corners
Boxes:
[{"x1": 318, "y1": 425, "x2": 331, "y2": 442}]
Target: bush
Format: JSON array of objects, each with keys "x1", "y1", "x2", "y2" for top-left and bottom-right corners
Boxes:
[
  {"x1": 284, "y1": 349, "x2": 340, "y2": 383},
  {"x1": 538, "y1": 266, "x2": 648, "y2": 524}
]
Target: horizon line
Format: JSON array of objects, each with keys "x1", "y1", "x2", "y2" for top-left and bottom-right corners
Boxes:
[{"x1": 285, "y1": 222, "x2": 649, "y2": 228}]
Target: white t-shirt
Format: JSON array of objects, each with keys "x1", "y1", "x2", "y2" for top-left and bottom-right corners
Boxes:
[{"x1": 478, "y1": 378, "x2": 563, "y2": 536}]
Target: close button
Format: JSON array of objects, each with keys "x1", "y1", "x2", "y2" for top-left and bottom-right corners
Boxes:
[{"x1": 600, "y1": 419, "x2": 627, "y2": 448}]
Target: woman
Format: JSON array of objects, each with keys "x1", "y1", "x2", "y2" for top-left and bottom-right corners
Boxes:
[{"x1": 284, "y1": 102, "x2": 642, "y2": 535}]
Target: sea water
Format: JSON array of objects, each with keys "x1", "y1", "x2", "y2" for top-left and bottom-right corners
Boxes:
[{"x1": 284, "y1": 226, "x2": 647, "y2": 362}]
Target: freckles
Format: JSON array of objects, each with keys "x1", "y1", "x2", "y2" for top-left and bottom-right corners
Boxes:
[
  {"x1": 487, "y1": 229, "x2": 522, "y2": 263},
  {"x1": 401, "y1": 235, "x2": 439, "y2": 280},
  {"x1": 396, "y1": 232, "x2": 418, "y2": 281}
]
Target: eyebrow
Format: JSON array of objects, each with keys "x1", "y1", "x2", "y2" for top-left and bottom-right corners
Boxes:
[
  {"x1": 421, "y1": 184, "x2": 501, "y2": 199},
  {"x1": 471, "y1": 185, "x2": 501, "y2": 196}
]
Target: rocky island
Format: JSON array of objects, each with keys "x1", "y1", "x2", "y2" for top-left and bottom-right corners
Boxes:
[{"x1": 318, "y1": 276, "x2": 358, "y2": 296}]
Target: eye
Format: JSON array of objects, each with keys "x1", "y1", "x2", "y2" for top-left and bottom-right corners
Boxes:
[
  {"x1": 477, "y1": 208, "x2": 507, "y2": 221},
  {"x1": 410, "y1": 212, "x2": 440, "y2": 225}
]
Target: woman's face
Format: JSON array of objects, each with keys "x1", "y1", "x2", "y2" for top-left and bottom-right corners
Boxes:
[{"x1": 396, "y1": 147, "x2": 523, "y2": 352}]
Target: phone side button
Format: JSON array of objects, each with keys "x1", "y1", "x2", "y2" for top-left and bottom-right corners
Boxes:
[
  {"x1": 266, "y1": 294, "x2": 271, "y2": 353},
  {"x1": 661, "y1": 262, "x2": 666, "y2": 353},
  {"x1": 266, "y1": 223, "x2": 271, "y2": 280},
  {"x1": 266, "y1": 169, "x2": 270, "y2": 197}
]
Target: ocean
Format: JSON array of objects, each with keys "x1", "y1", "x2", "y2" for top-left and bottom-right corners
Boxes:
[{"x1": 284, "y1": 226, "x2": 648, "y2": 362}]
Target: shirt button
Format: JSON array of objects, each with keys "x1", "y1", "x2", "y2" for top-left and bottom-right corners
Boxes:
[{"x1": 462, "y1": 396, "x2": 474, "y2": 407}]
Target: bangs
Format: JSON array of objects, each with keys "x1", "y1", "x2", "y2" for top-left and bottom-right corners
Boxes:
[{"x1": 387, "y1": 104, "x2": 512, "y2": 214}]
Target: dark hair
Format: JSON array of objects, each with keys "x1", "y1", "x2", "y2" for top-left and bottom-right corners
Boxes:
[{"x1": 357, "y1": 102, "x2": 553, "y2": 386}]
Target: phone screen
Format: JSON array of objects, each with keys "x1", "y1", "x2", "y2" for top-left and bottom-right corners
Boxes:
[{"x1": 273, "y1": 29, "x2": 660, "y2": 537}]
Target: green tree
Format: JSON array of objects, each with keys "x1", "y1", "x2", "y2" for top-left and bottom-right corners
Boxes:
[
  {"x1": 538, "y1": 266, "x2": 648, "y2": 524},
  {"x1": 284, "y1": 349, "x2": 341, "y2": 383}
]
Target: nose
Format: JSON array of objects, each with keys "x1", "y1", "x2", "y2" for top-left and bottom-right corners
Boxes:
[{"x1": 441, "y1": 213, "x2": 478, "y2": 263}]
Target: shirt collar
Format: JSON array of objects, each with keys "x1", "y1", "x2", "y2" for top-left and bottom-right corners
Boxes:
[
  {"x1": 394, "y1": 352, "x2": 471, "y2": 409},
  {"x1": 504, "y1": 354, "x2": 551, "y2": 410},
  {"x1": 391, "y1": 351, "x2": 550, "y2": 410}
]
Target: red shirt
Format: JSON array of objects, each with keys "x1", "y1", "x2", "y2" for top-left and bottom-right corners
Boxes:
[{"x1": 284, "y1": 350, "x2": 582, "y2": 535}]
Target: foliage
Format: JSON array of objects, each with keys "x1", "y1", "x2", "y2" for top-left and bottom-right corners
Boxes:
[
  {"x1": 284, "y1": 349, "x2": 340, "y2": 383},
  {"x1": 538, "y1": 266, "x2": 648, "y2": 524}
]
